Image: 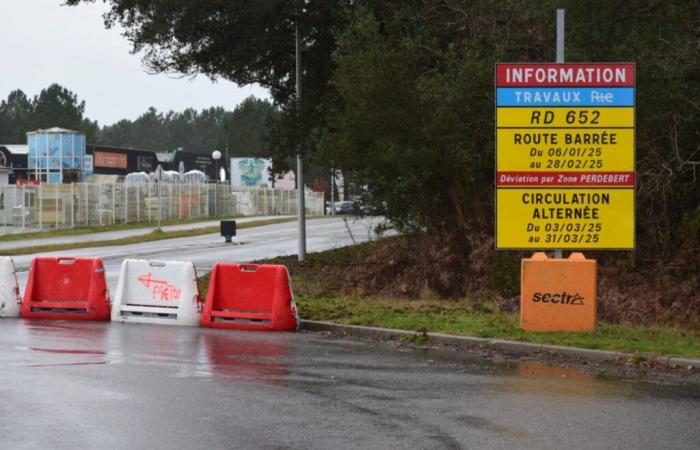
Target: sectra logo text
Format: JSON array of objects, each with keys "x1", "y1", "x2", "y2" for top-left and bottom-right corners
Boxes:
[{"x1": 532, "y1": 292, "x2": 584, "y2": 305}]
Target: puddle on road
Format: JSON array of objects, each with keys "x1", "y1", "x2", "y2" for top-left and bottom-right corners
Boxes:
[
  {"x1": 454, "y1": 414, "x2": 529, "y2": 439},
  {"x1": 311, "y1": 334, "x2": 700, "y2": 401},
  {"x1": 26, "y1": 361, "x2": 109, "y2": 368},
  {"x1": 12, "y1": 320, "x2": 115, "y2": 368},
  {"x1": 6, "y1": 319, "x2": 699, "y2": 401},
  {"x1": 192, "y1": 332, "x2": 291, "y2": 384},
  {"x1": 495, "y1": 361, "x2": 625, "y2": 399},
  {"x1": 24, "y1": 320, "x2": 109, "y2": 339},
  {"x1": 30, "y1": 347, "x2": 105, "y2": 355},
  {"x1": 518, "y1": 361, "x2": 594, "y2": 382}
]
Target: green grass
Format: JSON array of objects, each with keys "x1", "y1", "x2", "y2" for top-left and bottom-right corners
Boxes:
[
  {"x1": 294, "y1": 296, "x2": 700, "y2": 358},
  {"x1": 0, "y1": 215, "x2": 242, "y2": 242},
  {"x1": 0, "y1": 218, "x2": 295, "y2": 256}
]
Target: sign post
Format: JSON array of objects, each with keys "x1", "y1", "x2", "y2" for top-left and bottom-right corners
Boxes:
[
  {"x1": 296, "y1": 19, "x2": 307, "y2": 262},
  {"x1": 555, "y1": 8, "x2": 564, "y2": 259}
]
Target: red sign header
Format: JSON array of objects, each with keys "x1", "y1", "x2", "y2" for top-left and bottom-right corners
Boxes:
[
  {"x1": 497, "y1": 63, "x2": 635, "y2": 87},
  {"x1": 497, "y1": 171, "x2": 635, "y2": 187}
]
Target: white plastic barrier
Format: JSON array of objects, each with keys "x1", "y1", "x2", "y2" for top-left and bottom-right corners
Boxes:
[
  {"x1": 0, "y1": 257, "x2": 20, "y2": 318},
  {"x1": 112, "y1": 259, "x2": 201, "y2": 326}
]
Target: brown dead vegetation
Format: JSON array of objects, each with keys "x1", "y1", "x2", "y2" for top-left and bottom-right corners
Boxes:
[{"x1": 266, "y1": 233, "x2": 700, "y2": 329}]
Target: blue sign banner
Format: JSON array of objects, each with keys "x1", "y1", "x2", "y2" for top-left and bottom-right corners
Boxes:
[{"x1": 497, "y1": 87, "x2": 634, "y2": 107}]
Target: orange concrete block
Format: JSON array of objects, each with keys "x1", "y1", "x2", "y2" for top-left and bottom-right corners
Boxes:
[{"x1": 520, "y1": 252, "x2": 596, "y2": 332}]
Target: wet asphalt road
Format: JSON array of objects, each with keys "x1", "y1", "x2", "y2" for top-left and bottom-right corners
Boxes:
[
  {"x1": 0, "y1": 216, "x2": 291, "y2": 251},
  {"x1": 0, "y1": 320, "x2": 698, "y2": 449},
  {"x1": 11, "y1": 216, "x2": 390, "y2": 294}
]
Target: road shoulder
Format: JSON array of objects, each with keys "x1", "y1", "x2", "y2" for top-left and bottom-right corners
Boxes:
[{"x1": 301, "y1": 320, "x2": 700, "y2": 382}]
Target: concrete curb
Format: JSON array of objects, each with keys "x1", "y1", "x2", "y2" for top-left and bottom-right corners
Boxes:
[{"x1": 300, "y1": 320, "x2": 700, "y2": 369}]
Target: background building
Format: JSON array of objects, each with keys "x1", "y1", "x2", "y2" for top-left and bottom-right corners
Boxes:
[
  {"x1": 86, "y1": 144, "x2": 158, "y2": 177},
  {"x1": 0, "y1": 145, "x2": 28, "y2": 184},
  {"x1": 4, "y1": 128, "x2": 221, "y2": 184},
  {"x1": 27, "y1": 127, "x2": 86, "y2": 184},
  {"x1": 169, "y1": 149, "x2": 216, "y2": 179}
]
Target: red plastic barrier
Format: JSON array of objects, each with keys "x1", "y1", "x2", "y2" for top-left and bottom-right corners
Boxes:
[
  {"x1": 21, "y1": 257, "x2": 111, "y2": 321},
  {"x1": 200, "y1": 263, "x2": 297, "y2": 331}
]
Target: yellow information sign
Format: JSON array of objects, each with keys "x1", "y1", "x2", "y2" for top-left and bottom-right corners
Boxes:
[
  {"x1": 496, "y1": 129, "x2": 635, "y2": 172},
  {"x1": 496, "y1": 188, "x2": 634, "y2": 249},
  {"x1": 496, "y1": 107, "x2": 634, "y2": 128},
  {"x1": 495, "y1": 63, "x2": 635, "y2": 249}
]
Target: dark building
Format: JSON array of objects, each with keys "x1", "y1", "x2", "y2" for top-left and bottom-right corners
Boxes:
[
  {"x1": 86, "y1": 144, "x2": 158, "y2": 177},
  {"x1": 0, "y1": 145, "x2": 29, "y2": 183},
  {"x1": 169, "y1": 149, "x2": 216, "y2": 179}
]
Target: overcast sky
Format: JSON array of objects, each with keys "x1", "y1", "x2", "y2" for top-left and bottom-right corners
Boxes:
[{"x1": 0, "y1": 0, "x2": 270, "y2": 126}]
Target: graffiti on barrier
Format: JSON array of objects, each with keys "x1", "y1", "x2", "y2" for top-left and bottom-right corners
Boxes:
[{"x1": 137, "y1": 272, "x2": 181, "y2": 301}]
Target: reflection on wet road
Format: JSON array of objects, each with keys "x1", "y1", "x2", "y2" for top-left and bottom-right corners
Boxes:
[{"x1": 0, "y1": 320, "x2": 698, "y2": 449}]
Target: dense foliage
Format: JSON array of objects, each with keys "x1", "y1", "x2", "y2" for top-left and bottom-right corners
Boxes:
[
  {"x1": 0, "y1": 86, "x2": 277, "y2": 158},
  {"x1": 0, "y1": 84, "x2": 98, "y2": 143},
  {"x1": 66, "y1": 0, "x2": 346, "y2": 159},
  {"x1": 99, "y1": 97, "x2": 277, "y2": 156},
  {"x1": 320, "y1": 1, "x2": 700, "y2": 255}
]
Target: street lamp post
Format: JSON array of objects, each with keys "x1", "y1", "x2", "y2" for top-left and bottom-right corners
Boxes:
[
  {"x1": 211, "y1": 150, "x2": 222, "y2": 179},
  {"x1": 296, "y1": 19, "x2": 306, "y2": 262}
]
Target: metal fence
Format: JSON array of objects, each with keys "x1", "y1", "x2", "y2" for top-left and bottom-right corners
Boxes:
[{"x1": 0, "y1": 183, "x2": 324, "y2": 233}]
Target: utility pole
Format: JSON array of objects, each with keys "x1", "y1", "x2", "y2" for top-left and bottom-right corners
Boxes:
[
  {"x1": 296, "y1": 19, "x2": 307, "y2": 261},
  {"x1": 330, "y1": 163, "x2": 335, "y2": 216},
  {"x1": 556, "y1": 9, "x2": 565, "y2": 64},
  {"x1": 554, "y1": 8, "x2": 564, "y2": 259},
  {"x1": 155, "y1": 164, "x2": 163, "y2": 229}
]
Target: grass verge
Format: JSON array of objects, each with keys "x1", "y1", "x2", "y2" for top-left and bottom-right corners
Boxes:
[
  {"x1": 0, "y1": 218, "x2": 294, "y2": 256},
  {"x1": 0, "y1": 216, "x2": 242, "y2": 242},
  {"x1": 295, "y1": 296, "x2": 700, "y2": 358}
]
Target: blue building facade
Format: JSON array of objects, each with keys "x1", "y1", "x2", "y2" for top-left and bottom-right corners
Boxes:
[{"x1": 27, "y1": 127, "x2": 86, "y2": 184}]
